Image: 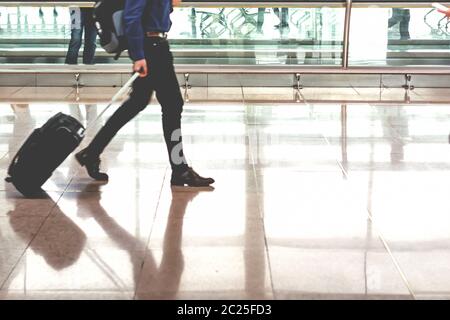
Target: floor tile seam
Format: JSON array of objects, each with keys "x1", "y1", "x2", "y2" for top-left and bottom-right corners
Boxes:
[
  {"x1": 244, "y1": 107, "x2": 276, "y2": 300},
  {"x1": 64, "y1": 87, "x2": 76, "y2": 101},
  {"x1": 302, "y1": 91, "x2": 417, "y2": 299},
  {"x1": 0, "y1": 187, "x2": 67, "y2": 291},
  {"x1": 365, "y1": 212, "x2": 416, "y2": 299},
  {"x1": 350, "y1": 84, "x2": 366, "y2": 99},
  {"x1": 132, "y1": 166, "x2": 168, "y2": 300},
  {"x1": 325, "y1": 124, "x2": 416, "y2": 299},
  {"x1": 80, "y1": 246, "x2": 136, "y2": 292},
  {"x1": 8, "y1": 87, "x2": 26, "y2": 99}
]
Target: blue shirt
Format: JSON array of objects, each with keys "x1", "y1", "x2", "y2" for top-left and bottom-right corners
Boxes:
[{"x1": 124, "y1": 0, "x2": 173, "y2": 61}]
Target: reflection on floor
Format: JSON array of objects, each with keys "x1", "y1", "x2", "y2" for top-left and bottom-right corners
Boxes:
[{"x1": 0, "y1": 90, "x2": 450, "y2": 299}]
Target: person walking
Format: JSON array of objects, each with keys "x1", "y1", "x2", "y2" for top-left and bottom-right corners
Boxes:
[
  {"x1": 75, "y1": 0, "x2": 214, "y2": 187},
  {"x1": 273, "y1": 8, "x2": 289, "y2": 29},
  {"x1": 65, "y1": 7, "x2": 97, "y2": 64},
  {"x1": 257, "y1": 7, "x2": 289, "y2": 32}
]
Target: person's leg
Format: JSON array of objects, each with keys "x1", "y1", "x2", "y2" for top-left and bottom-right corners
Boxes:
[
  {"x1": 150, "y1": 40, "x2": 188, "y2": 174},
  {"x1": 81, "y1": 8, "x2": 97, "y2": 64},
  {"x1": 65, "y1": 28, "x2": 83, "y2": 64},
  {"x1": 190, "y1": 8, "x2": 197, "y2": 38},
  {"x1": 65, "y1": 8, "x2": 84, "y2": 64},
  {"x1": 399, "y1": 9, "x2": 410, "y2": 40},
  {"x1": 280, "y1": 8, "x2": 289, "y2": 27},
  {"x1": 76, "y1": 74, "x2": 153, "y2": 180},
  {"x1": 388, "y1": 8, "x2": 401, "y2": 28},
  {"x1": 85, "y1": 77, "x2": 153, "y2": 158},
  {"x1": 151, "y1": 38, "x2": 214, "y2": 186},
  {"x1": 257, "y1": 8, "x2": 265, "y2": 32},
  {"x1": 273, "y1": 8, "x2": 288, "y2": 28},
  {"x1": 273, "y1": 8, "x2": 280, "y2": 19}
]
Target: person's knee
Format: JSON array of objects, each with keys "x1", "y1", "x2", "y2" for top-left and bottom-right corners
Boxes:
[
  {"x1": 172, "y1": 96, "x2": 184, "y2": 115},
  {"x1": 69, "y1": 31, "x2": 82, "y2": 48},
  {"x1": 72, "y1": 37, "x2": 82, "y2": 47}
]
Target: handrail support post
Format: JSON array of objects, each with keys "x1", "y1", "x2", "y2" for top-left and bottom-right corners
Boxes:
[
  {"x1": 182, "y1": 73, "x2": 191, "y2": 102},
  {"x1": 342, "y1": 0, "x2": 353, "y2": 69}
]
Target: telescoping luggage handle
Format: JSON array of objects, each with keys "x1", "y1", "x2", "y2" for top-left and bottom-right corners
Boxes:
[{"x1": 84, "y1": 71, "x2": 140, "y2": 134}]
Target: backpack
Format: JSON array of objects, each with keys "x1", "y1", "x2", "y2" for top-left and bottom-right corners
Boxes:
[{"x1": 93, "y1": 0, "x2": 127, "y2": 60}]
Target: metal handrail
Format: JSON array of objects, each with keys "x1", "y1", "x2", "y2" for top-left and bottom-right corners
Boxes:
[
  {"x1": 342, "y1": 0, "x2": 352, "y2": 69},
  {"x1": 2, "y1": 64, "x2": 450, "y2": 74},
  {"x1": 2, "y1": 2, "x2": 450, "y2": 8}
]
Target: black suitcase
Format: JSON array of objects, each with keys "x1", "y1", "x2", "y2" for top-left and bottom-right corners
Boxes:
[
  {"x1": 5, "y1": 72, "x2": 139, "y2": 197},
  {"x1": 5, "y1": 112, "x2": 85, "y2": 196}
]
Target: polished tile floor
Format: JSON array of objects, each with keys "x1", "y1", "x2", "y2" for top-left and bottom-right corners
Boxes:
[{"x1": 0, "y1": 87, "x2": 450, "y2": 299}]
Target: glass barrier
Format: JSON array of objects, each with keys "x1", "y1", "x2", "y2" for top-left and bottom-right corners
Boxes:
[
  {"x1": 0, "y1": 3, "x2": 345, "y2": 66},
  {"x1": 0, "y1": 2, "x2": 450, "y2": 68},
  {"x1": 349, "y1": 5, "x2": 450, "y2": 66}
]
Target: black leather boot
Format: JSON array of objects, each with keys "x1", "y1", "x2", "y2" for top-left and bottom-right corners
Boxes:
[
  {"x1": 171, "y1": 167, "x2": 214, "y2": 187},
  {"x1": 75, "y1": 148, "x2": 109, "y2": 181}
]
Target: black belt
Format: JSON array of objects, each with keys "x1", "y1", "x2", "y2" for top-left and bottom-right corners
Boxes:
[{"x1": 145, "y1": 32, "x2": 168, "y2": 39}]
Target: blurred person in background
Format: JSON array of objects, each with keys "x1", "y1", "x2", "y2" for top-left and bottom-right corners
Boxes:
[
  {"x1": 65, "y1": 7, "x2": 97, "y2": 64},
  {"x1": 273, "y1": 8, "x2": 289, "y2": 29},
  {"x1": 257, "y1": 7, "x2": 289, "y2": 32},
  {"x1": 388, "y1": 8, "x2": 410, "y2": 40}
]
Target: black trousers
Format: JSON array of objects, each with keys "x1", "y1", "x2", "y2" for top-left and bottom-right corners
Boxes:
[{"x1": 86, "y1": 37, "x2": 188, "y2": 173}]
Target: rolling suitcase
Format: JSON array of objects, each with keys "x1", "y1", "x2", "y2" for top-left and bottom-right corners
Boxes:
[
  {"x1": 5, "y1": 72, "x2": 140, "y2": 197},
  {"x1": 5, "y1": 113, "x2": 84, "y2": 196}
]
